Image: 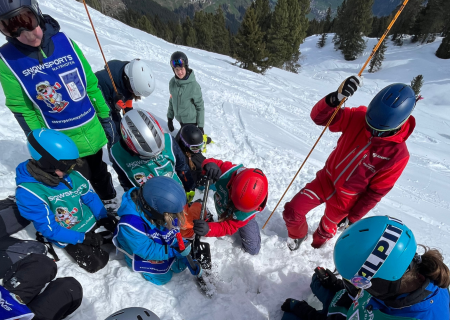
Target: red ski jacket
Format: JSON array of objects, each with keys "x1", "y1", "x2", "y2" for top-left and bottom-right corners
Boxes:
[
  {"x1": 201, "y1": 159, "x2": 256, "y2": 237},
  {"x1": 310, "y1": 97, "x2": 415, "y2": 222}
]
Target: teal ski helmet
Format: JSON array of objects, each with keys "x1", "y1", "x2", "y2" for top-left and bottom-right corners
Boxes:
[
  {"x1": 27, "y1": 128, "x2": 79, "y2": 172},
  {"x1": 334, "y1": 216, "x2": 417, "y2": 288}
]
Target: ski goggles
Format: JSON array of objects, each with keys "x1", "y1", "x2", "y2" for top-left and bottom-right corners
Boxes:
[
  {"x1": 0, "y1": 7, "x2": 39, "y2": 38},
  {"x1": 365, "y1": 121, "x2": 400, "y2": 138},
  {"x1": 60, "y1": 160, "x2": 78, "y2": 174},
  {"x1": 180, "y1": 135, "x2": 204, "y2": 154},
  {"x1": 170, "y1": 58, "x2": 186, "y2": 69}
]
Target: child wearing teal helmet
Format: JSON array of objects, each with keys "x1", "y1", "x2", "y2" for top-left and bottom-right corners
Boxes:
[{"x1": 281, "y1": 216, "x2": 450, "y2": 320}]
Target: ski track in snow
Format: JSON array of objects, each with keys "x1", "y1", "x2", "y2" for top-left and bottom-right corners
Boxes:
[{"x1": 0, "y1": 1, "x2": 449, "y2": 319}]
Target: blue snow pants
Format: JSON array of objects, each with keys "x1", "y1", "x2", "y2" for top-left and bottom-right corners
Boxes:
[
  {"x1": 125, "y1": 256, "x2": 188, "y2": 286},
  {"x1": 281, "y1": 274, "x2": 336, "y2": 320},
  {"x1": 239, "y1": 218, "x2": 261, "y2": 255}
]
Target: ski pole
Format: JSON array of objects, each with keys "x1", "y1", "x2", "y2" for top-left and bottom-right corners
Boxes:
[
  {"x1": 262, "y1": 0, "x2": 411, "y2": 230},
  {"x1": 81, "y1": 0, "x2": 120, "y2": 99},
  {"x1": 194, "y1": 179, "x2": 211, "y2": 257}
]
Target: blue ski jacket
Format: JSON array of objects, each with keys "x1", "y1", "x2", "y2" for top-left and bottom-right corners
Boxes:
[
  {"x1": 368, "y1": 281, "x2": 449, "y2": 320},
  {"x1": 14, "y1": 160, "x2": 107, "y2": 245},
  {"x1": 114, "y1": 188, "x2": 180, "y2": 261}
]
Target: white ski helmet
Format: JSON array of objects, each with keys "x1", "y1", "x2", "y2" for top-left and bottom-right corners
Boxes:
[
  {"x1": 124, "y1": 59, "x2": 155, "y2": 97},
  {"x1": 120, "y1": 108, "x2": 165, "y2": 159},
  {"x1": 105, "y1": 307, "x2": 160, "y2": 320}
]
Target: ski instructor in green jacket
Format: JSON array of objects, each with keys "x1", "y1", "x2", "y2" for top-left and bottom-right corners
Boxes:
[{"x1": 0, "y1": 0, "x2": 117, "y2": 201}]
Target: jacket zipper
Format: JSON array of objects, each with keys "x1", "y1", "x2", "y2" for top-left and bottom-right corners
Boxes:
[
  {"x1": 335, "y1": 147, "x2": 357, "y2": 169},
  {"x1": 333, "y1": 138, "x2": 372, "y2": 185},
  {"x1": 346, "y1": 154, "x2": 368, "y2": 181}
]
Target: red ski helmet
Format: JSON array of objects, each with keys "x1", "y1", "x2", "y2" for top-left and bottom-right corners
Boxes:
[{"x1": 229, "y1": 168, "x2": 268, "y2": 213}]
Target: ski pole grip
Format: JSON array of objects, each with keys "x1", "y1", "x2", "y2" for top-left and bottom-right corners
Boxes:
[{"x1": 176, "y1": 233, "x2": 186, "y2": 251}]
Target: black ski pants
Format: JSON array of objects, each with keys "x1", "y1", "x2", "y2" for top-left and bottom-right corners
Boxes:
[
  {"x1": 76, "y1": 148, "x2": 116, "y2": 200},
  {"x1": 3, "y1": 254, "x2": 83, "y2": 320}
]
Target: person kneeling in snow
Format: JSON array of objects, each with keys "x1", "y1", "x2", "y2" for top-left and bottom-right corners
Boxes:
[
  {"x1": 280, "y1": 216, "x2": 450, "y2": 320},
  {"x1": 15, "y1": 129, "x2": 116, "y2": 273},
  {"x1": 112, "y1": 176, "x2": 202, "y2": 285},
  {"x1": 283, "y1": 77, "x2": 417, "y2": 251},
  {"x1": 185, "y1": 159, "x2": 268, "y2": 255},
  {"x1": 0, "y1": 254, "x2": 82, "y2": 320},
  {"x1": 110, "y1": 109, "x2": 195, "y2": 199}
]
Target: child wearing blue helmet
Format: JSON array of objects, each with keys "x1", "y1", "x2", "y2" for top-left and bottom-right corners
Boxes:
[
  {"x1": 281, "y1": 216, "x2": 450, "y2": 320},
  {"x1": 15, "y1": 129, "x2": 117, "y2": 273},
  {"x1": 112, "y1": 176, "x2": 202, "y2": 285}
]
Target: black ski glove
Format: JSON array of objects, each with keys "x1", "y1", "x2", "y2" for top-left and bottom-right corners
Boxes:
[
  {"x1": 326, "y1": 75, "x2": 362, "y2": 107},
  {"x1": 168, "y1": 119, "x2": 175, "y2": 132},
  {"x1": 193, "y1": 219, "x2": 210, "y2": 236},
  {"x1": 83, "y1": 232, "x2": 104, "y2": 247},
  {"x1": 113, "y1": 92, "x2": 125, "y2": 111},
  {"x1": 99, "y1": 117, "x2": 119, "y2": 147},
  {"x1": 314, "y1": 267, "x2": 344, "y2": 292},
  {"x1": 198, "y1": 127, "x2": 204, "y2": 134},
  {"x1": 203, "y1": 162, "x2": 221, "y2": 182},
  {"x1": 98, "y1": 217, "x2": 117, "y2": 233},
  {"x1": 281, "y1": 299, "x2": 314, "y2": 318}
]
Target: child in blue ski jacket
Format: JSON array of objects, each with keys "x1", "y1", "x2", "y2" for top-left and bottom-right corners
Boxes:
[
  {"x1": 281, "y1": 216, "x2": 450, "y2": 320},
  {"x1": 113, "y1": 176, "x2": 201, "y2": 285}
]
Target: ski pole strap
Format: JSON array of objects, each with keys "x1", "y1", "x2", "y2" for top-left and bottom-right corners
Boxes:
[{"x1": 36, "y1": 232, "x2": 60, "y2": 262}]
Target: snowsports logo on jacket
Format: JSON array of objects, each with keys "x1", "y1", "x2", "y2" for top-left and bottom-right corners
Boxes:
[
  {"x1": 372, "y1": 153, "x2": 391, "y2": 160},
  {"x1": 48, "y1": 184, "x2": 88, "y2": 203},
  {"x1": 22, "y1": 55, "x2": 74, "y2": 78},
  {"x1": 134, "y1": 172, "x2": 154, "y2": 186},
  {"x1": 36, "y1": 81, "x2": 69, "y2": 112},
  {"x1": 55, "y1": 207, "x2": 80, "y2": 229},
  {"x1": 0, "y1": 291, "x2": 12, "y2": 311}
]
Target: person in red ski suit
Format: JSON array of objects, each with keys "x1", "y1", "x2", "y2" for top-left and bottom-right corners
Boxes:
[
  {"x1": 283, "y1": 76, "x2": 417, "y2": 250},
  {"x1": 190, "y1": 158, "x2": 269, "y2": 255}
]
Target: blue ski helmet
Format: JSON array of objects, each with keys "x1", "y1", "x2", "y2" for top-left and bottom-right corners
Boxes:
[
  {"x1": 138, "y1": 176, "x2": 186, "y2": 221},
  {"x1": 366, "y1": 84, "x2": 416, "y2": 132},
  {"x1": 334, "y1": 216, "x2": 417, "y2": 286},
  {"x1": 27, "y1": 128, "x2": 79, "y2": 171}
]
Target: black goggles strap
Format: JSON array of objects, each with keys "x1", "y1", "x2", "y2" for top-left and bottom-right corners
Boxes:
[{"x1": 28, "y1": 131, "x2": 65, "y2": 171}]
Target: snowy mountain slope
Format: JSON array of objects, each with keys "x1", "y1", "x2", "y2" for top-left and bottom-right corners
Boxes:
[{"x1": 0, "y1": 1, "x2": 449, "y2": 319}]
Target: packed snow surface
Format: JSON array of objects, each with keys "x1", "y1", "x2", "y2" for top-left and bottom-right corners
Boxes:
[{"x1": 1, "y1": 1, "x2": 449, "y2": 319}]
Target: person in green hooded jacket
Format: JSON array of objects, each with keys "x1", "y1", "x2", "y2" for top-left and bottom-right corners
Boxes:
[
  {"x1": 0, "y1": 0, "x2": 117, "y2": 201},
  {"x1": 167, "y1": 51, "x2": 205, "y2": 137}
]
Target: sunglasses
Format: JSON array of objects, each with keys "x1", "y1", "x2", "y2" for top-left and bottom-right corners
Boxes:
[
  {"x1": 0, "y1": 8, "x2": 39, "y2": 38},
  {"x1": 170, "y1": 59, "x2": 186, "y2": 69}
]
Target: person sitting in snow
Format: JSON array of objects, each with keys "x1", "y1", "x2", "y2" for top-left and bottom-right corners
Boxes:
[
  {"x1": 0, "y1": 0, "x2": 118, "y2": 202},
  {"x1": 0, "y1": 254, "x2": 82, "y2": 320},
  {"x1": 280, "y1": 216, "x2": 450, "y2": 320},
  {"x1": 112, "y1": 176, "x2": 202, "y2": 286},
  {"x1": 15, "y1": 129, "x2": 117, "y2": 273},
  {"x1": 96, "y1": 59, "x2": 156, "y2": 139},
  {"x1": 183, "y1": 159, "x2": 269, "y2": 255},
  {"x1": 109, "y1": 108, "x2": 195, "y2": 200},
  {"x1": 283, "y1": 76, "x2": 417, "y2": 251},
  {"x1": 167, "y1": 51, "x2": 211, "y2": 145}
]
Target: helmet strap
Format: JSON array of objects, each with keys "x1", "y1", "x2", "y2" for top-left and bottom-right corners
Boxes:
[{"x1": 28, "y1": 131, "x2": 68, "y2": 172}]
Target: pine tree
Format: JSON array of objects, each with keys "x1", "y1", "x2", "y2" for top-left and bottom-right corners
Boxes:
[
  {"x1": 182, "y1": 17, "x2": 197, "y2": 47},
  {"x1": 284, "y1": 0, "x2": 308, "y2": 73},
  {"x1": 333, "y1": 0, "x2": 347, "y2": 50},
  {"x1": 138, "y1": 15, "x2": 155, "y2": 35},
  {"x1": 338, "y1": 0, "x2": 374, "y2": 61},
  {"x1": 317, "y1": 33, "x2": 327, "y2": 48},
  {"x1": 251, "y1": 0, "x2": 271, "y2": 35},
  {"x1": 212, "y1": 7, "x2": 230, "y2": 55},
  {"x1": 266, "y1": 0, "x2": 291, "y2": 68},
  {"x1": 436, "y1": 33, "x2": 450, "y2": 59},
  {"x1": 390, "y1": 0, "x2": 423, "y2": 46},
  {"x1": 323, "y1": 7, "x2": 332, "y2": 33},
  {"x1": 86, "y1": 0, "x2": 101, "y2": 12},
  {"x1": 234, "y1": 6, "x2": 270, "y2": 73},
  {"x1": 194, "y1": 11, "x2": 214, "y2": 51},
  {"x1": 410, "y1": 75, "x2": 424, "y2": 96},
  {"x1": 170, "y1": 21, "x2": 183, "y2": 44},
  {"x1": 368, "y1": 39, "x2": 387, "y2": 73},
  {"x1": 415, "y1": 0, "x2": 445, "y2": 44}
]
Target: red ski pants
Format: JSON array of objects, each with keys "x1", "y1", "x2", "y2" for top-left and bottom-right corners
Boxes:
[{"x1": 283, "y1": 171, "x2": 349, "y2": 239}]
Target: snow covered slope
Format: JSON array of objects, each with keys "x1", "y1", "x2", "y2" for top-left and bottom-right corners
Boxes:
[{"x1": 0, "y1": 1, "x2": 449, "y2": 319}]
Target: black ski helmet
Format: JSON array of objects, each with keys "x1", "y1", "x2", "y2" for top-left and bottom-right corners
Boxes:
[
  {"x1": 366, "y1": 83, "x2": 416, "y2": 132},
  {"x1": 0, "y1": 0, "x2": 45, "y2": 28},
  {"x1": 170, "y1": 51, "x2": 188, "y2": 69},
  {"x1": 180, "y1": 124, "x2": 203, "y2": 150}
]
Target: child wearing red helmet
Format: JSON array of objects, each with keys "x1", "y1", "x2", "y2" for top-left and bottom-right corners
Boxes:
[{"x1": 184, "y1": 159, "x2": 268, "y2": 255}]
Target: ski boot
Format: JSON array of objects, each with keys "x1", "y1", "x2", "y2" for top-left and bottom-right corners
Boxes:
[
  {"x1": 337, "y1": 217, "x2": 352, "y2": 232},
  {"x1": 202, "y1": 134, "x2": 213, "y2": 153},
  {"x1": 311, "y1": 225, "x2": 334, "y2": 249},
  {"x1": 287, "y1": 236, "x2": 307, "y2": 251}
]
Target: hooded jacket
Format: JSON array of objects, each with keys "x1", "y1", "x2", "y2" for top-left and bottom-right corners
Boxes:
[
  {"x1": 14, "y1": 160, "x2": 107, "y2": 245},
  {"x1": 113, "y1": 188, "x2": 181, "y2": 262},
  {"x1": 310, "y1": 97, "x2": 414, "y2": 221},
  {"x1": 167, "y1": 70, "x2": 205, "y2": 128},
  {"x1": 0, "y1": 15, "x2": 110, "y2": 157}
]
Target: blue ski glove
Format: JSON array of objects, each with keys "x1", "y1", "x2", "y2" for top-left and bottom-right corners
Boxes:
[
  {"x1": 99, "y1": 116, "x2": 119, "y2": 147},
  {"x1": 170, "y1": 241, "x2": 192, "y2": 258},
  {"x1": 186, "y1": 259, "x2": 203, "y2": 277}
]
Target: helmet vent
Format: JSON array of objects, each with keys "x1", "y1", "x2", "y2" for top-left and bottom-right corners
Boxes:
[
  {"x1": 137, "y1": 111, "x2": 162, "y2": 149},
  {"x1": 137, "y1": 316, "x2": 143, "y2": 320},
  {"x1": 386, "y1": 93, "x2": 393, "y2": 100},
  {"x1": 359, "y1": 229, "x2": 369, "y2": 232},
  {"x1": 144, "y1": 311, "x2": 151, "y2": 317},
  {"x1": 125, "y1": 115, "x2": 152, "y2": 153}
]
